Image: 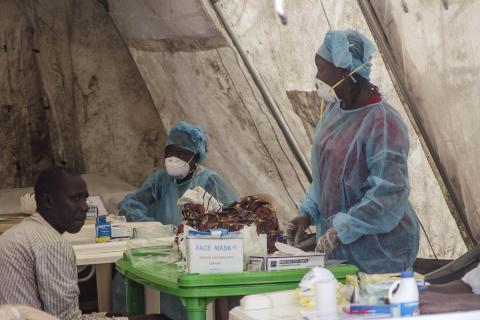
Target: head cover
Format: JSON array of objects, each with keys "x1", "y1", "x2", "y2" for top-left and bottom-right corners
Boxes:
[
  {"x1": 317, "y1": 29, "x2": 375, "y2": 80},
  {"x1": 166, "y1": 121, "x2": 208, "y2": 164}
]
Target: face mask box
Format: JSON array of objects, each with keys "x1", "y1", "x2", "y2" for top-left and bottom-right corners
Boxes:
[
  {"x1": 186, "y1": 229, "x2": 243, "y2": 274},
  {"x1": 248, "y1": 253, "x2": 326, "y2": 272}
]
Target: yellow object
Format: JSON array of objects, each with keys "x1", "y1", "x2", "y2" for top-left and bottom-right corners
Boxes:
[{"x1": 95, "y1": 237, "x2": 111, "y2": 243}]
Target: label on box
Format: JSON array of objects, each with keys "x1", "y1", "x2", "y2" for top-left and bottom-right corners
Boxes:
[
  {"x1": 187, "y1": 234, "x2": 243, "y2": 274},
  {"x1": 248, "y1": 253, "x2": 326, "y2": 271}
]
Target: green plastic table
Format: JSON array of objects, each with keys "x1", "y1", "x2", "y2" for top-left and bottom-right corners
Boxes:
[{"x1": 116, "y1": 258, "x2": 358, "y2": 320}]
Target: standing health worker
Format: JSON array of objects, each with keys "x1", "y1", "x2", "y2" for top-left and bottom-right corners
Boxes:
[{"x1": 288, "y1": 29, "x2": 419, "y2": 273}]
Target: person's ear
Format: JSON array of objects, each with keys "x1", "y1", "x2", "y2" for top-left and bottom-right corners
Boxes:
[{"x1": 40, "y1": 193, "x2": 54, "y2": 209}]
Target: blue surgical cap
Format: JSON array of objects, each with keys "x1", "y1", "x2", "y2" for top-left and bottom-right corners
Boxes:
[
  {"x1": 317, "y1": 29, "x2": 375, "y2": 80},
  {"x1": 166, "y1": 121, "x2": 208, "y2": 163}
]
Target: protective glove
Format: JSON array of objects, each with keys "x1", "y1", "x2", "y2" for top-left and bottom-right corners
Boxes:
[
  {"x1": 315, "y1": 228, "x2": 340, "y2": 256},
  {"x1": 177, "y1": 186, "x2": 222, "y2": 213},
  {"x1": 286, "y1": 214, "x2": 312, "y2": 246}
]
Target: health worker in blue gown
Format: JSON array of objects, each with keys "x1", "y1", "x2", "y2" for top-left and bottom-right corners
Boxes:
[
  {"x1": 112, "y1": 121, "x2": 239, "y2": 320},
  {"x1": 287, "y1": 29, "x2": 419, "y2": 273}
]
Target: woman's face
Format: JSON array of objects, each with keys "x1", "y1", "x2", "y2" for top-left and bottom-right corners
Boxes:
[
  {"x1": 315, "y1": 55, "x2": 345, "y2": 87},
  {"x1": 165, "y1": 144, "x2": 199, "y2": 170}
]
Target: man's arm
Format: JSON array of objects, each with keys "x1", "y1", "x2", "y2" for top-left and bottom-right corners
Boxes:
[{"x1": 35, "y1": 241, "x2": 125, "y2": 320}]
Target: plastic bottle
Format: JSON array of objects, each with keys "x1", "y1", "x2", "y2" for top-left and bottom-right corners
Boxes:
[{"x1": 388, "y1": 271, "x2": 420, "y2": 317}]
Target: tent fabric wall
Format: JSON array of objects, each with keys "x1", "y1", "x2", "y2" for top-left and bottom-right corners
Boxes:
[
  {"x1": 0, "y1": 0, "x2": 166, "y2": 187},
  {"x1": 369, "y1": 1, "x2": 480, "y2": 245}
]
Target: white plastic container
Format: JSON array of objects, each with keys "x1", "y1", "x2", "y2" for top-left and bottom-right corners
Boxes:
[
  {"x1": 389, "y1": 271, "x2": 420, "y2": 317},
  {"x1": 316, "y1": 277, "x2": 337, "y2": 318}
]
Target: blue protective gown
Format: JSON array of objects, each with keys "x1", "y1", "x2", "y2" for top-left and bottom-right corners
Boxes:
[
  {"x1": 113, "y1": 166, "x2": 239, "y2": 319},
  {"x1": 118, "y1": 166, "x2": 239, "y2": 225},
  {"x1": 299, "y1": 99, "x2": 419, "y2": 273}
]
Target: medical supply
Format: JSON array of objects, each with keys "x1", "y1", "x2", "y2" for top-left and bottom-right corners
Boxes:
[
  {"x1": 248, "y1": 242, "x2": 325, "y2": 271},
  {"x1": 388, "y1": 271, "x2": 420, "y2": 317},
  {"x1": 316, "y1": 275, "x2": 338, "y2": 317},
  {"x1": 95, "y1": 216, "x2": 111, "y2": 243},
  {"x1": 248, "y1": 253, "x2": 325, "y2": 272},
  {"x1": 186, "y1": 229, "x2": 243, "y2": 274},
  {"x1": 358, "y1": 272, "x2": 424, "y2": 305},
  {"x1": 296, "y1": 267, "x2": 335, "y2": 308},
  {"x1": 230, "y1": 290, "x2": 299, "y2": 320},
  {"x1": 177, "y1": 186, "x2": 223, "y2": 213},
  {"x1": 165, "y1": 156, "x2": 191, "y2": 179},
  {"x1": 348, "y1": 304, "x2": 391, "y2": 315},
  {"x1": 95, "y1": 215, "x2": 132, "y2": 243}
]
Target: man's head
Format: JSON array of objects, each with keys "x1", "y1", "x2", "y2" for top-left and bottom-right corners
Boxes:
[{"x1": 34, "y1": 167, "x2": 89, "y2": 234}]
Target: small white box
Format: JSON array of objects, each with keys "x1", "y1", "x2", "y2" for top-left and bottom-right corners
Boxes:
[
  {"x1": 86, "y1": 196, "x2": 108, "y2": 218},
  {"x1": 248, "y1": 253, "x2": 326, "y2": 271},
  {"x1": 186, "y1": 231, "x2": 244, "y2": 274}
]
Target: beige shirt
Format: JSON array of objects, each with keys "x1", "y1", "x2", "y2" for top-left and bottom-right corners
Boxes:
[{"x1": 0, "y1": 213, "x2": 126, "y2": 320}]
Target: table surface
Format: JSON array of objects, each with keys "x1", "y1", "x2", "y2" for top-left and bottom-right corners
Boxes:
[{"x1": 116, "y1": 258, "x2": 358, "y2": 298}]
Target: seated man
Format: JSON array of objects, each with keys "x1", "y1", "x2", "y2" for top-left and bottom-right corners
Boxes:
[
  {"x1": 0, "y1": 167, "x2": 161, "y2": 320},
  {"x1": 421, "y1": 264, "x2": 480, "y2": 314}
]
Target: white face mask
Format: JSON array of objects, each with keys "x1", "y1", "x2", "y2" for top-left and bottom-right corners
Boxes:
[
  {"x1": 165, "y1": 157, "x2": 191, "y2": 179},
  {"x1": 315, "y1": 78, "x2": 338, "y2": 103}
]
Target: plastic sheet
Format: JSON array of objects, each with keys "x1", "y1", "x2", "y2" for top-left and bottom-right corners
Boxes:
[{"x1": 124, "y1": 241, "x2": 183, "y2": 277}]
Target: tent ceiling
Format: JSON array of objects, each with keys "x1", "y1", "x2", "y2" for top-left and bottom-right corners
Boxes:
[{"x1": 108, "y1": 0, "x2": 220, "y2": 40}]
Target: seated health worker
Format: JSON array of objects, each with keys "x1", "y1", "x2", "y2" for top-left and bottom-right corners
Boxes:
[
  {"x1": 113, "y1": 121, "x2": 239, "y2": 319},
  {"x1": 287, "y1": 29, "x2": 419, "y2": 273},
  {"x1": 118, "y1": 121, "x2": 238, "y2": 224}
]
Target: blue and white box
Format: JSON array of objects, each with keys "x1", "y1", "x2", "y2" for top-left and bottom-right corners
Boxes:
[{"x1": 186, "y1": 229, "x2": 244, "y2": 274}]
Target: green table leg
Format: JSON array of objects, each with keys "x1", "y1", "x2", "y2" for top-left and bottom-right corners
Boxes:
[
  {"x1": 125, "y1": 277, "x2": 145, "y2": 315},
  {"x1": 181, "y1": 297, "x2": 213, "y2": 320}
]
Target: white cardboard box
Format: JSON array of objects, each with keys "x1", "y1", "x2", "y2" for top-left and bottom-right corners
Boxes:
[
  {"x1": 186, "y1": 231, "x2": 244, "y2": 274},
  {"x1": 248, "y1": 253, "x2": 326, "y2": 271}
]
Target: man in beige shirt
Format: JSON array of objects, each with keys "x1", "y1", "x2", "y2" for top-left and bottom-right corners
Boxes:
[{"x1": 0, "y1": 167, "x2": 164, "y2": 320}]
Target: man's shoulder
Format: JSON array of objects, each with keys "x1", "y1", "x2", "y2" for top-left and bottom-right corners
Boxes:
[{"x1": 0, "y1": 215, "x2": 67, "y2": 250}]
